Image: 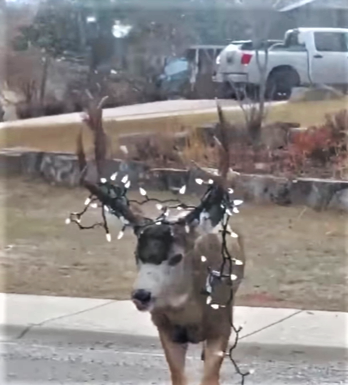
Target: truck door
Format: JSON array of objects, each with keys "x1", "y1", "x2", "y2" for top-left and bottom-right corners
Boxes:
[{"x1": 311, "y1": 31, "x2": 348, "y2": 86}]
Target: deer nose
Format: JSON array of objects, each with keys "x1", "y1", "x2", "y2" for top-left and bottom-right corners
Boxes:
[{"x1": 132, "y1": 289, "x2": 152, "y2": 304}]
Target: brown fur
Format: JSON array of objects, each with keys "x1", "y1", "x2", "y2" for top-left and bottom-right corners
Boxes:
[{"x1": 150, "y1": 228, "x2": 245, "y2": 385}]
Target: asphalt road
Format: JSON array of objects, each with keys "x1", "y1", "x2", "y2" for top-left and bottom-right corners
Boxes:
[{"x1": 1, "y1": 332, "x2": 347, "y2": 385}]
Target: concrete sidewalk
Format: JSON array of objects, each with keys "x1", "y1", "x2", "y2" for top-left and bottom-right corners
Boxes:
[{"x1": 1, "y1": 293, "x2": 347, "y2": 352}]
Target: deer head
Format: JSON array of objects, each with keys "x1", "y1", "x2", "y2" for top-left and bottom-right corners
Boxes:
[{"x1": 72, "y1": 98, "x2": 238, "y2": 312}]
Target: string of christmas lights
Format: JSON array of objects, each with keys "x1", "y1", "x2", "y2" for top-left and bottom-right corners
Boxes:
[{"x1": 66, "y1": 172, "x2": 253, "y2": 384}]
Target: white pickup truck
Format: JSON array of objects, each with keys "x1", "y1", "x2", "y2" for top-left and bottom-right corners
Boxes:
[{"x1": 213, "y1": 27, "x2": 348, "y2": 99}]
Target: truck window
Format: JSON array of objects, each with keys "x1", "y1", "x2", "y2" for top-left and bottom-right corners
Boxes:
[
  {"x1": 284, "y1": 32, "x2": 306, "y2": 52},
  {"x1": 314, "y1": 32, "x2": 348, "y2": 52}
]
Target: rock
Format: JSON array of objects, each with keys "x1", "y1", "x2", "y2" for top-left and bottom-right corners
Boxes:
[
  {"x1": 0, "y1": 149, "x2": 23, "y2": 177},
  {"x1": 290, "y1": 178, "x2": 348, "y2": 211},
  {"x1": 231, "y1": 174, "x2": 292, "y2": 205},
  {"x1": 2, "y1": 147, "x2": 348, "y2": 213},
  {"x1": 39, "y1": 152, "x2": 80, "y2": 186},
  {"x1": 328, "y1": 188, "x2": 348, "y2": 211},
  {"x1": 289, "y1": 86, "x2": 344, "y2": 103}
]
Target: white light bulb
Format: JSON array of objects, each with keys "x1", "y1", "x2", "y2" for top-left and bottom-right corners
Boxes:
[
  {"x1": 228, "y1": 188, "x2": 234, "y2": 194},
  {"x1": 201, "y1": 256, "x2": 207, "y2": 262},
  {"x1": 206, "y1": 296, "x2": 212, "y2": 305},
  {"x1": 185, "y1": 225, "x2": 190, "y2": 233},
  {"x1": 106, "y1": 233, "x2": 112, "y2": 242},
  {"x1": 164, "y1": 209, "x2": 170, "y2": 217},
  {"x1": 121, "y1": 175, "x2": 129, "y2": 184},
  {"x1": 91, "y1": 203, "x2": 98, "y2": 209},
  {"x1": 231, "y1": 274, "x2": 238, "y2": 281},
  {"x1": 117, "y1": 231, "x2": 124, "y2": 240},
  {"x1": 120, "y1": 145, "x2": 128, "y2": 154},
  {"x1": 211, "y1": 304, "x2": 219, "y2": 310},
  {"x1": 214, "y1": 351, "x2": 225, "y2": 357},
  {"x1": 208, "y1": 179, "x2": 214, "y2": 185},
  {"x1": 104, "y1": 205, "x2": 109, "y2": 212},
  {"x1": 156, "y1": 204, "x2": 163, "y2": 210},
  {"x1": 231, "y1": 231, "x2": 239, "y2": 238},
  {"x1": 226, "y1": 209, "x2": 233, "y2": 216},
  {"x1": 195, "y1": 178, "x2": 203, "y2": 185},
  {"x1": 177, "y1": 206, "x2": 183, "y2": 211},
  {"x1": 125, "y1": 180, "x2": 131, "y2": 189},
  {"x1": 249, "y1": 369, "x2": 255, "y2": 375},
  {"x1": 233, "y1": 199, "x2": 243, "y2": 206},
  {"x1": 139, "y1": 187, "x2": 147, "y2": 196},
  {"x1": 233, "y1": 207, "x2": 240, "y2": 214},
  {"x1": 65, "y1": 218, "x2": 71, "y2": 225},
  {"x1": 179, "y1": 185, "x2": 186, "y2": 195},
  {"x1": 110, "y1": 172, "x2": 118, "y2": 181},
  {"x1": 84, "y1": 198, "x2": 91, "y2": 206},
  {"x1": 100, "y1": 178, "x2": 107, "y2": 183},
  {"x1": 233, "y1": 259, "x2": 243, "y2": 266}
]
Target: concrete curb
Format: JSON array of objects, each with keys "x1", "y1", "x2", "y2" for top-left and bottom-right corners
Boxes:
[
  {"x1": 1, "y1": 148, "x2": 348, "y2": 211},
  {"x1": 0, "y1": 100, "x2": 286, "y2": 129}
]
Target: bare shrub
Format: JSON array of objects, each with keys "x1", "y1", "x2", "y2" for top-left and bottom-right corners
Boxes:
[
  {"x1": 116, "y1": 131, "x2": 186, "y2": 168},
  {"x1": 289, "y1": 109, "x2": 348, "y2": 178}
]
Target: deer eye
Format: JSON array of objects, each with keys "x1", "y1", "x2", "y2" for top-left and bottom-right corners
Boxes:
[{"x1": 168, "y1": 253, "x2": 183, "y2": 266}]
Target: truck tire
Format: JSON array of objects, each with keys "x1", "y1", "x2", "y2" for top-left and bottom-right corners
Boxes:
[{"x1": 266, "y1": 67, "x2": 300, "y2": 101}]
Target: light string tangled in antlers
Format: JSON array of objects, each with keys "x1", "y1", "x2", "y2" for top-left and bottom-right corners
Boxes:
[{"x1": 66, "y1": 172, "x2": 253, "y2": 384}]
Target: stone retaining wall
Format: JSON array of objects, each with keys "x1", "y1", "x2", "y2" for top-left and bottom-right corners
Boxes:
[{"x1": 1, "y1": 147, "x2": 347, "y2": 211}]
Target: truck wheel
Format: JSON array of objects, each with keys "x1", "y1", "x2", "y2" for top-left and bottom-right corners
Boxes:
[{"x1": 266, "y1": 68, "x2": 300, "y2": 101}]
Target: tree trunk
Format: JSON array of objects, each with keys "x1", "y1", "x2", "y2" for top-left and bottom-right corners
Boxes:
[{"x1": 39, "y1": 55, "x2": 49, "y2": 104}]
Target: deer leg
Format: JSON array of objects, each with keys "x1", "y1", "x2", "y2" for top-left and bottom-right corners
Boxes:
[
  {"x1": 200, "y1": 333, "x2": 230, "y2": 385},
  {"x1": 158, "y1": 328, "x2": 188, "y2": 385},
  {"x1": 201, "y1": 342, "x2": 206, "y2": 361}
]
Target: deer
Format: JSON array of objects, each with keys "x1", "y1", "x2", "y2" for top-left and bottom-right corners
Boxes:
[{"x1": 74, "y1": 96, "x2": 246, "y2": 385}]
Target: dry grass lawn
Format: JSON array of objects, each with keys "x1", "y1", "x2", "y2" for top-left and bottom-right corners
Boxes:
[
  {"x1": 1, "y1": 177, "x2": 347, "y2": 311},
  {"x1": 1, "y1": 98, "x2": 347, "y2": 154}
]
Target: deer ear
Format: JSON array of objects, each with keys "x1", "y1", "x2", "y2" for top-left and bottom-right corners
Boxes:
[
  {"x1": 184, "y1": 185, "x2": 226, "y2": 235},
  {"x1": 168, "y1": 253, "x2": 183, "y2": 266},
  {"x1": 189, "y1": 206, "x2": 225, "y2": 235}
]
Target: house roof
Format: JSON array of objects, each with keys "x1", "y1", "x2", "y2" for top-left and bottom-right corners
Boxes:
[
  {"x1": 275, "y1": 0, "x2": 348, "y2": 11},
  {"x1": 8, "y1": 0, "x2": 347, "y2": 11}
]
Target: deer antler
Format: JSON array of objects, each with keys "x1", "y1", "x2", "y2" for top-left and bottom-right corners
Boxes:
[
  {"x1": 183, "y1": 100, "x2": 238, "y2": 228},
  {"x1": 76, "y1": 127, "x2": 87, "y2": 184},
  {"x1": 75, "y1": 95, "x2": 148, "y2": 231},
  {"x1": 191, "y1": 100, "x2": 238, "y2": 188},
  {"x1": 81, "y1": 95, "x2": 109, "y2": 179}
]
